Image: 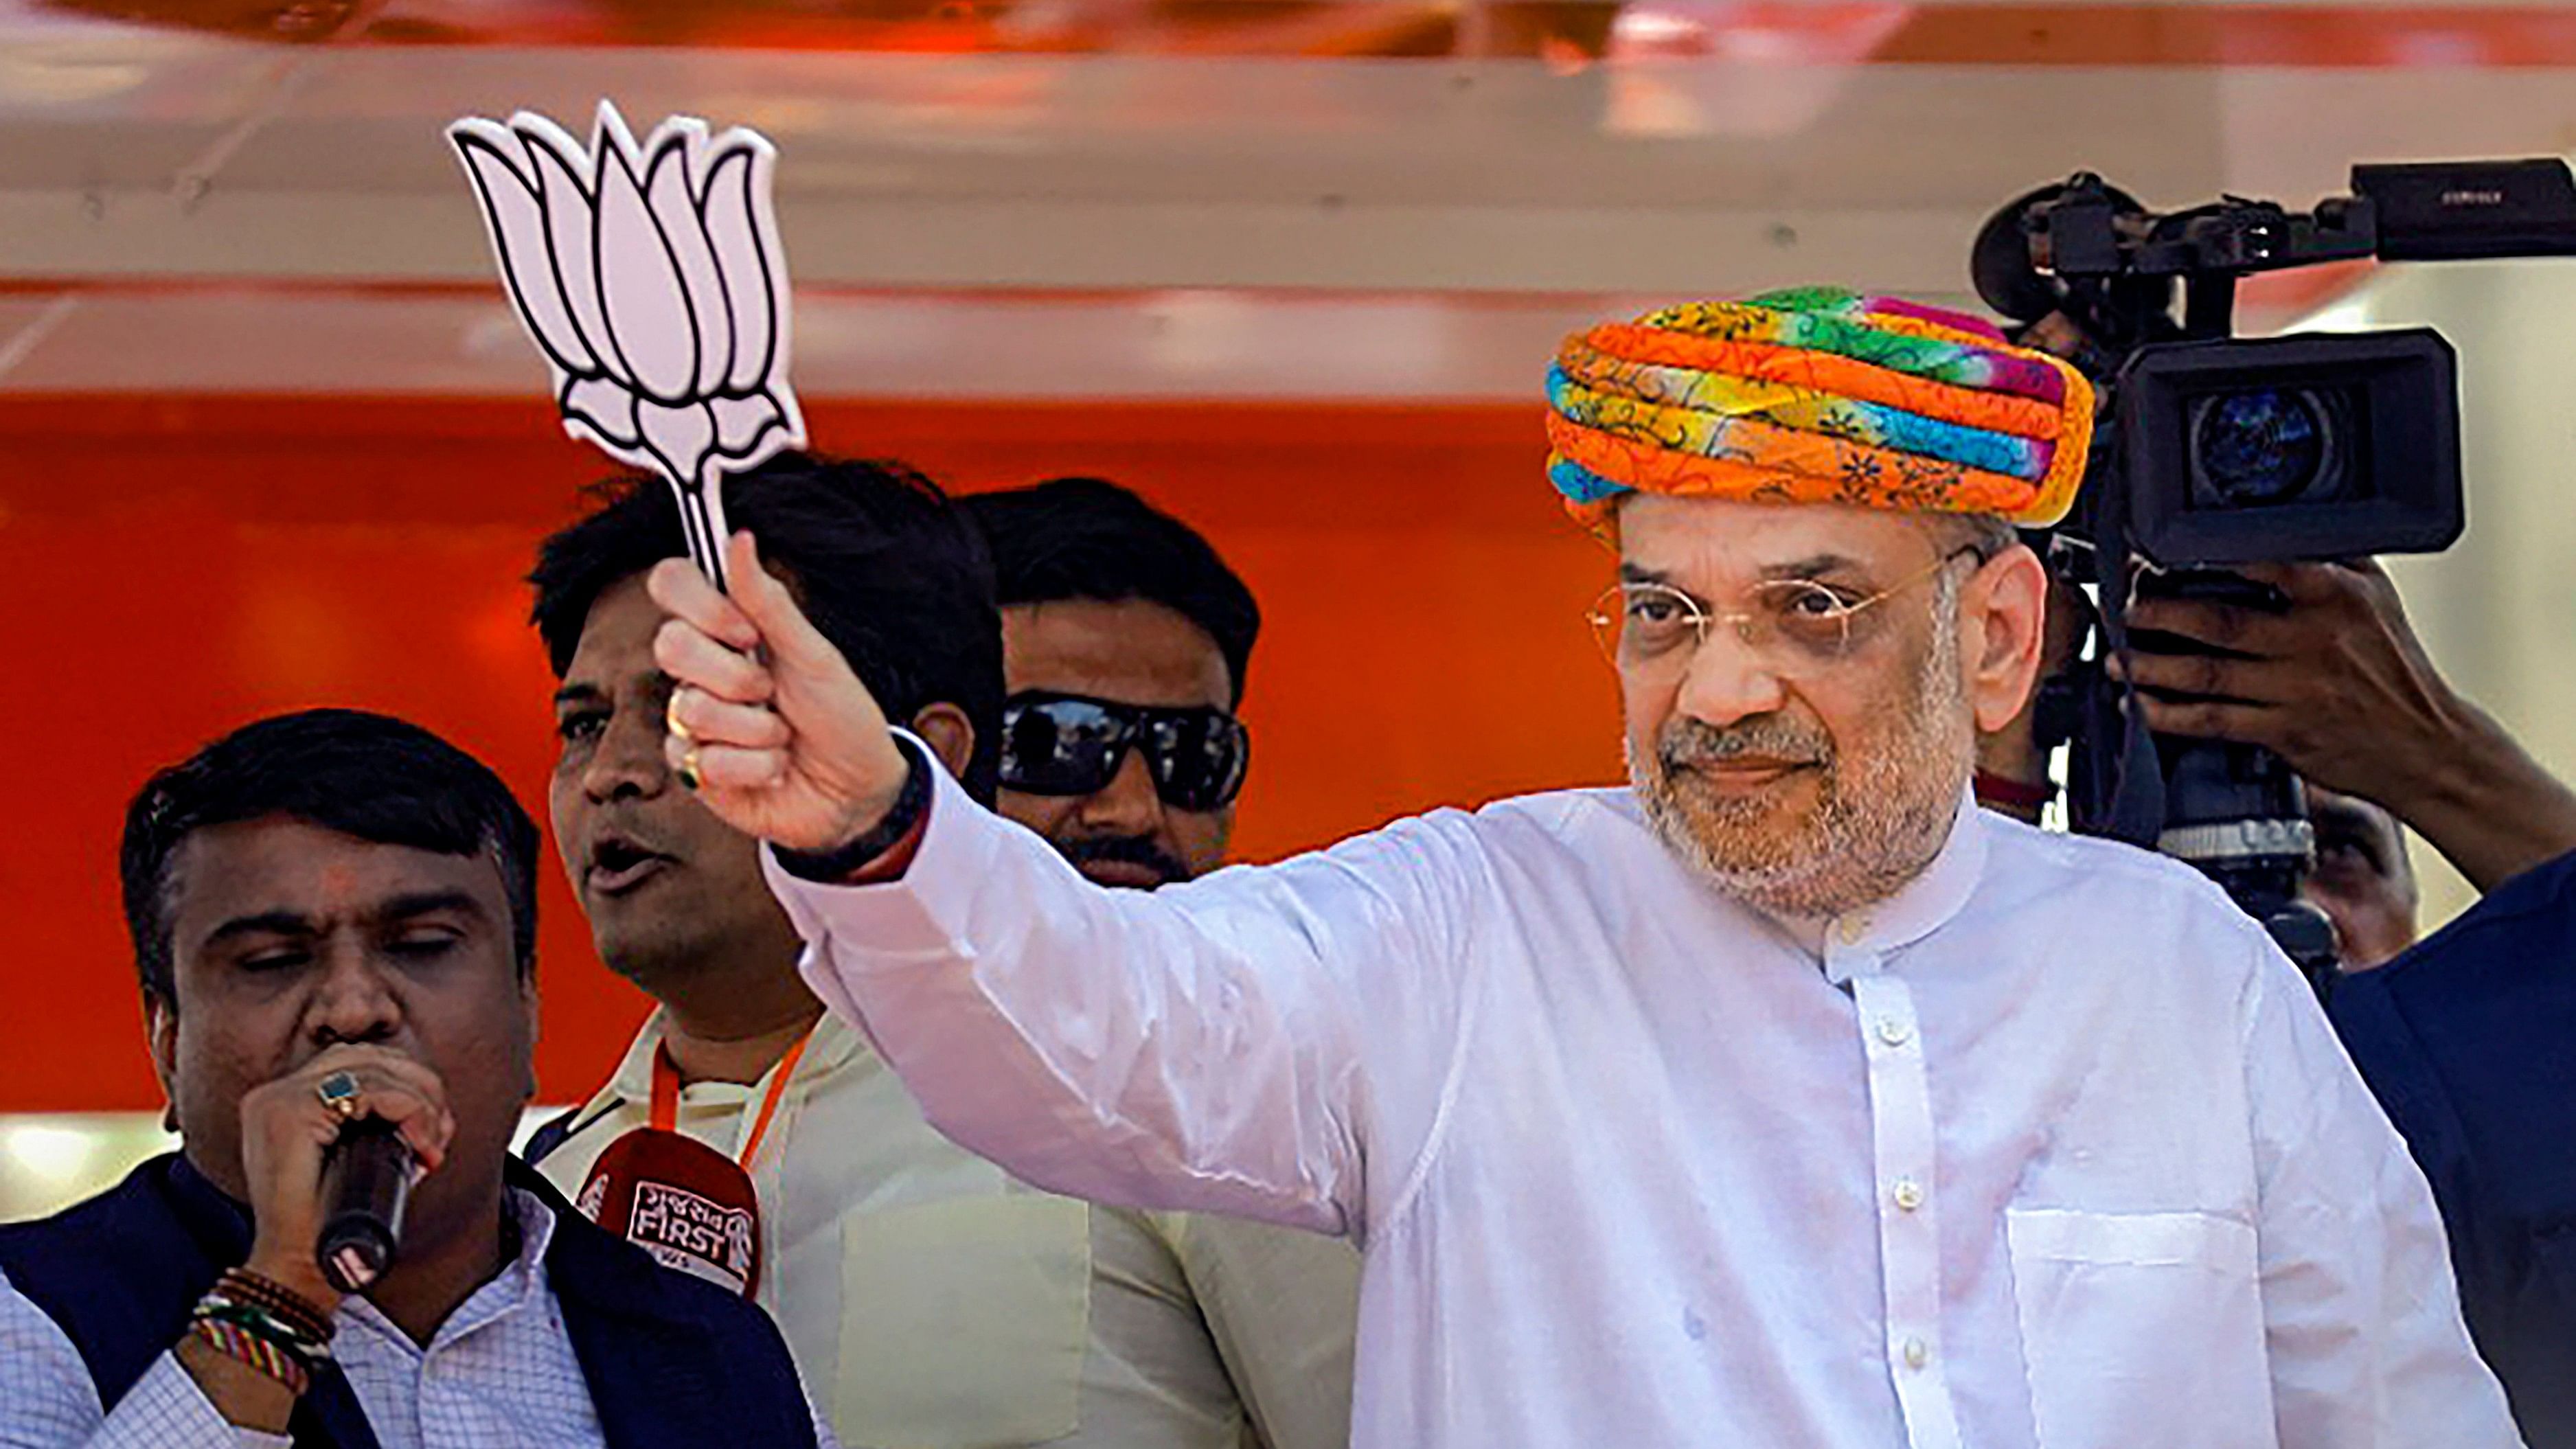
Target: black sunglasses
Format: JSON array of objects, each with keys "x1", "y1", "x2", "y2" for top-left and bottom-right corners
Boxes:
[{"x1": 998, "y1": 692, "x2": 1250, "y2": 813}]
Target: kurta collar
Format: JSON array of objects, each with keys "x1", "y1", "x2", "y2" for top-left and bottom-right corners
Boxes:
[
  {"x1": 1819, "y1": 786, "x2": 1989, "y2": 986},
  {"x1": 596, "y1": 1005, "x2": 864, "y2": 1110},
  {"x1": 602, "y1": 1008, "x2": 668, "y2": 1105}
]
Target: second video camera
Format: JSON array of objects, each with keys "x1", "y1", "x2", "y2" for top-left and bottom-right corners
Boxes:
[
  {"x1": 1980, "y1": 160, "x2": 2576, "y2": 567},
  {"x1": 1971, "y1": 158, "x2": 2576, "y2": 981}
]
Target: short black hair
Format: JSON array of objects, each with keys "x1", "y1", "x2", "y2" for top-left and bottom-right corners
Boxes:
[
  {"x1": 120, "y1": 708, "x2": 542, "y2": 1004},
  {"x1": 529, "y1": 450, "x2": 1003, "y2": 801},
  {"x1": 961, "y1": 478, "x2": 1260, "y2": 705}
]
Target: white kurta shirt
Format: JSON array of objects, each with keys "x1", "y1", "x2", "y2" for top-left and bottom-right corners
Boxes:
[{"x1": 766, "y1": 758, "x2": 2521, "y2": 1449}]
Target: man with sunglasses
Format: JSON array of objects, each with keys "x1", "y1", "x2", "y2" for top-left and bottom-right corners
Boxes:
[
  {"x1": 649, "y1": 293, "x2": 2514, "y2": 1448},
  {"x1": 964, "y1": 478, "x2": 1259, "y2": 888},
  {"x1": 964, "y1": 478, "x2": 1361, "y2": 1449}
]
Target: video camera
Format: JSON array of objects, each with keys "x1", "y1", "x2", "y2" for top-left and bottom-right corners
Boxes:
[{"x1": 1970, "y1": 159, "x2": 2576, "y2": 984}]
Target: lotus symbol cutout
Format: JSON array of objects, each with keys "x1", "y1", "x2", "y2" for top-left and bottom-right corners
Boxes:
[{"x1": 449, "y1": 101, "x2": 805, "y2": 586}]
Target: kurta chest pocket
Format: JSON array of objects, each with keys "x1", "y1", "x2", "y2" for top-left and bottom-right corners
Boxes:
[
  {"x1": 836, "y1": 1194, "x2": 1092, "y2": 1448},
  {"x1": 2005, "y1": 1207, "x2": 2270, "y2": 1449}
]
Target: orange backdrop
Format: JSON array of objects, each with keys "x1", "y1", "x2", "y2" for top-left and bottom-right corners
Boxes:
[{"x1": 0, "y1": 393, "x2": 1621, "y2": 1113}]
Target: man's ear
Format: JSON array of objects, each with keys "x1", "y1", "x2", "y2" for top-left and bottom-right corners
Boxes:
[
  {"x1": 1964, "y1": 545, "x2": 2049, "y2": 735},
  {"x1": 908, "y1": 703, "x2": 976, "y2": 784},
  {"x1": 146, "y1": 990, "x2": 181, "y2": 1133}
]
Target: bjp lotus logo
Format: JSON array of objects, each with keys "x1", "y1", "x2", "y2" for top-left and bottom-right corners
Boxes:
[{"x1": 448, "y1": 102, "x2": 804, "y2": 585}]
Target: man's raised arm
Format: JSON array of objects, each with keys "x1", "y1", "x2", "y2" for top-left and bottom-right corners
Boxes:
[{"x1": 650, "y1": 534, "x2": 1478, "y2": 1240}]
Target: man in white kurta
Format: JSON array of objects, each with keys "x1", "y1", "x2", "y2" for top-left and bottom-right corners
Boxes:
[{"x1": 647, "y1": 290, "x2": 2522, "y2": 1447}]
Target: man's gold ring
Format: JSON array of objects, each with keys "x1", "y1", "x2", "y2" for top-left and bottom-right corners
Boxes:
[
  {"x1": 665, "y1": 692, "x2": 695, "y2": 744},
  {"x1": 678, "y1": 745, "x2": 705, "y2": 792},
  {"x1": 316, "y1": 1071, "x2": 363, "y2": 1121}
]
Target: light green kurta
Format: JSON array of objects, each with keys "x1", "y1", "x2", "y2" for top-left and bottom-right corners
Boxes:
[{"x1": 536, "y1": 1009, "x2": 1359, "y2": 1449}]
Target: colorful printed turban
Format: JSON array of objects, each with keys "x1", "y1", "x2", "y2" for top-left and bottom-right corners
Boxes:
[{"x1": 1545, "y1": 286, "x2": 2095, "y2": 534}]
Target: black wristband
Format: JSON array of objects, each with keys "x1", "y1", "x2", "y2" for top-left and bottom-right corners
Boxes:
[{"x1": 774, "y1": 735, "x2": 933, "y2": 883}]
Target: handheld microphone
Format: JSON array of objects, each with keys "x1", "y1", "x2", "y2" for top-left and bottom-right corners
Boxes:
[{"x1": 317, "y1": 1118, "x2": 416, "y2": 1294}]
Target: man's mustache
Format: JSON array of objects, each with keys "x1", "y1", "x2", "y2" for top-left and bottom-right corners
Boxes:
[
  {"x1": 1058, "y1": 834, "x2": 1195, "y2": 887},
  {"x1": 1656, "y1": 715, "x2": 1833, "y2": 773}
]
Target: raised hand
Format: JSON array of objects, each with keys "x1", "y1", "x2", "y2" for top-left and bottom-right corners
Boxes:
[
  {"x1": 2116, "y1": 558, "x2": 2576, "y2": 891},
  {"x1": 649, "y1": 530, "x2": 913, "y2": 854},
  {"x1": 237, "y1": 1042, "x2": 453, "y2": 1314},
  {"x1": 2115, "y1": 560, "x2": 2454, "y2": 800}
]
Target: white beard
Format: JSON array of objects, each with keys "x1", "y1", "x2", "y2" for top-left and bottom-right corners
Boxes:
[{"x1": 1629, "y1": 595, "x2": 1972, "y2": 921}]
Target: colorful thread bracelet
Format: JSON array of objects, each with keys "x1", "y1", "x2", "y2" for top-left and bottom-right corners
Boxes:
[
  {"x1": 193, "y1": 1299, "x2": 332, "y2": 1363},
  {"x1": 187, "y1": 1314, "x2": 312, "y2": 1397}
]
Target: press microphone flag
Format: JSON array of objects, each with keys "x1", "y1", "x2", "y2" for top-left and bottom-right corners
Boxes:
[{"x1": 575, "y1": 1128, "x2": 765, "y2": 1298}]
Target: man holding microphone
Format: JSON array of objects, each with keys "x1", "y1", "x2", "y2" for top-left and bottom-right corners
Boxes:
[{"x1": 0, "y1": 709, "x2": 825, "y2": 1447}]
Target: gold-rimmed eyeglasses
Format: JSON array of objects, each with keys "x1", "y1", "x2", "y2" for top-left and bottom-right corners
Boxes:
[{"x1": 1586, "y1": 545, "x2": 1986, "y2": 678}]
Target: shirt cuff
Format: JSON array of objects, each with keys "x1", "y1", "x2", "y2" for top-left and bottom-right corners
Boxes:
[{"x1": 104, "y1": 1351, "x2": 295, "y2": 1449}]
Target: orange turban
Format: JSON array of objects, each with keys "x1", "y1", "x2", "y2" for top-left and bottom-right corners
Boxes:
[{"x1": 1547, "y1": 286, "x2": 2095, "y2": 533}]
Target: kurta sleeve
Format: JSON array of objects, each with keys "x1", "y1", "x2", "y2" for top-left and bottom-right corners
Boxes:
[
  {"x1": 2237, "y1": 932, "x2": 2528, "y2": 1448},
  {"x1": 765, "y1": 742, "x2": 1491, "y2": 1241}
]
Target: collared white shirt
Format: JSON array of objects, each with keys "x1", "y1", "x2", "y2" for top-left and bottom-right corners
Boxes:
[
  {"x1": 534, "y1": 1007, "x2": 1358, "y2": 1449},
  {"x1": 0, "y1": 1187, "x2": 835, "y2": 1449},
  {"x1": 768, "y1": 757, "x2": 2524, "y2": 1449}
]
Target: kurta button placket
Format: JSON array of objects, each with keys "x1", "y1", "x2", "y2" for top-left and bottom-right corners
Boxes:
[{"x1": 1847, "y1": 956, "x2": 1962, "y2": 1449}]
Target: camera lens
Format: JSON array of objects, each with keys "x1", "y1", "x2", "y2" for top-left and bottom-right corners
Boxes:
[{"x1": 2189, "y1": 388, "x2": 2332, "y2": 505}]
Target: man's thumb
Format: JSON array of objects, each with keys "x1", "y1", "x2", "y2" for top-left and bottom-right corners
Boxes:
[{"x1": 725, "y1": 532, "x2": 841, "y2": 677}]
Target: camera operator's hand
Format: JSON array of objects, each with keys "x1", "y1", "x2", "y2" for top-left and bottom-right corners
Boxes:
[
  {"x1": 2112, "y1": 559, "x2": 2576, "y2": 892},
  {"x1": 648, "y1": 532, "x2": 913, "y2": 856},
  {"x1": 235, "y1": 1043, "x2": 453, "y2": 1316}
]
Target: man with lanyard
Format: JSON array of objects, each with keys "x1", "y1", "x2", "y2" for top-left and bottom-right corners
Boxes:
[
  {"x1": 524, "y1": 453, "x2": 1359, "y2": 1449},
  {"x1": 646, "y1": 290, "x2": 2519, "y2": 1447},
  {"x1": 0, "y1": 709, "x2": 825, "y2": 1448},
  {"x1": 964, "y1": 477, "x2": 1361, "y2": 1448}
]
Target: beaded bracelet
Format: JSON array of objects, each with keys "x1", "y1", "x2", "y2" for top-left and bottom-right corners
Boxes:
[
  {"x1": 212, "y1": 1268, "x2": 335, "y2": 1345},
  {"x1": 187, "y1": 1314, "x2": 312, "y2": 1397}
]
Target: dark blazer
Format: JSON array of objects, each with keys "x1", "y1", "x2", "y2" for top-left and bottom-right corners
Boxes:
[{"x1": 0, "y1": 1152, "x2": 819, "y2": 1449}]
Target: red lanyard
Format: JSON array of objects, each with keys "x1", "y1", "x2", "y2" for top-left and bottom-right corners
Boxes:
[{"x1": 648, "y1": 1029, "x2": 814, "y2": 1170}]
